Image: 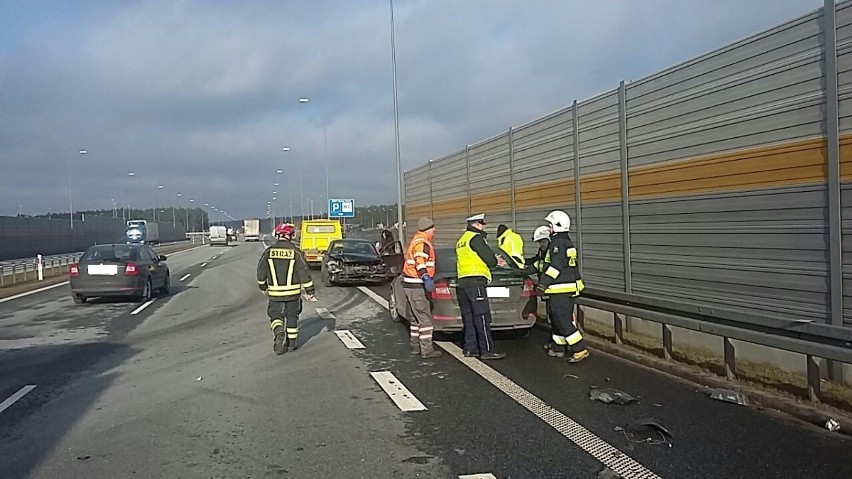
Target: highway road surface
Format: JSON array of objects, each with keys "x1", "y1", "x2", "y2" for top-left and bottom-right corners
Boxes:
[{"x1": 1, "y1": 242, "x2": 851, "y2": 478}]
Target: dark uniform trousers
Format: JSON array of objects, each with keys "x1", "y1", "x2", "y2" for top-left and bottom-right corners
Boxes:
[
  {"x1": 547, "y1": 294, "x2": 583, "y2": 352},
  {"x1": 268, "y1": 299, "x2": 302, "y2": 342},
  {"x1": 457, "y1": 283, "x2": 494, "y2": 354}
]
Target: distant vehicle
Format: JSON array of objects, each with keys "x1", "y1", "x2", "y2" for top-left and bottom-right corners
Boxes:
[
  {"x1": 69, "y1": 243, "x2": 170, "y2": 304},
  {"x1": 243, "y1": 218, "x2": 261, "y2": 242},
  {"x1": 227, "y1": 227, "x2": 237, "y2": 241},
  {"x1": 126, "y1": 220, "x2": 159, "y2": 245},
  {"x1": 300, "y1": 219, "x2": 343, "y2": 267},
  {"x1": 387, "y1": 246, "x2": 537, "y2": 334},
  {"x1": 321, "y1": 239, "x2": 404, "y2": 286},
  {"x1": 209, "y1": 225, "x2": 229, "y2": 246}
]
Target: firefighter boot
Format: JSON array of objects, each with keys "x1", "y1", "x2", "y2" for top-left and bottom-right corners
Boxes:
[
  {"x1": 568, "y1": 349, "x2": 589, "y2": 363},
  {"x1": 287, "y1": 328, "x2": 299, "y2": 352},
  {"x1": 272, "y1": 326, "x2": 287, "y2": 355},
  {"x1": 544, "y1": 342, "x2": 565, "y2": 358}
]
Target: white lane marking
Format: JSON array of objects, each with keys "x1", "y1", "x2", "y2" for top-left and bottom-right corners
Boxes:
[
  {"x1": 130, "y1": 299, "x2": 156, "y2": 316},
  {"x1": 315, "y1": 307, "x2": 335, "y2": 320},
  {"x1": 436, "y1": 341, "x2": 660, "y2": 479},
  {"x1": 357, "y1": 286, "x2": 389, "y2": 309},
  {"x1": 167, "y1": 245, "x2": 206, "y2": 256},
  {"x1": 369, "y1": 371, "x2": 427, "y2": 412},
  {"x1": 459, "y1": 475, "x2": 497, "y2": 479},
  {"x1": 179, "y1": 273, "x2": 191, "y2": 282},
  {"x1": 200, "y1": 262, "x2": 207, "y2": 267},
  {"x1": 334, "y1": 329, "x2": 365, "y2": 349},
  {"x1": 0, "y1": 385, "x2": 37, "y2": 414},
  {"x1": 0, "y1": 281, "x2": 69, "y2": 304}
]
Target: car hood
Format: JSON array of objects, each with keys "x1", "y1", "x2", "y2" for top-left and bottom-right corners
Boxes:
[{"x1": 329, "y1": 252, "x2": 382, "y2": 263}]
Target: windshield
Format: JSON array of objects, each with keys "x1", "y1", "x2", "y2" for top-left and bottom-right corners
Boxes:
[
  {"x1": 307, "y1": 225, "x2": 337, "y2": 234},
  {"x1": 332, "y1": 241, "x2": 377, "y2": 256},
  {"x1": 81, "y1": 245, "x2": 140, "y2": 262}
]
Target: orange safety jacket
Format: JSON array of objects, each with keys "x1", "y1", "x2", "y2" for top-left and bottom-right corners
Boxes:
[{"x1": 402, "y1": 231, "x2": 435, "y2": 283}]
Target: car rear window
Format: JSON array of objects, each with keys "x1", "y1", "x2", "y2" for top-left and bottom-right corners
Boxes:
[
  {"x1": 306, "y1": 225, "x2": 337, "y2": 234},
  {"x1": 435, "y1": 246, "x2": 520, "y2": 277},
  {"x1": 82, "y1": 245, "x2": 140, "y2": 262}
]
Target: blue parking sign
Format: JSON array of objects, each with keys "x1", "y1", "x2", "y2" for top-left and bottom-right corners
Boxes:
[{"x1": 328, "y1": 198, "x2": 355, "y2": 218}]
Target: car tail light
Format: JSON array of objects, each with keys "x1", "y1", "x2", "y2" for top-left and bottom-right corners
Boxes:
[
  {"x1": 431, "y1": 281, "x2": 452, "y2": 300},
  {"x1": 522, "y1": 278, "x2": 536, "y2": 297},
  {"x1": 69, "y1": 263, "x2": 79, "y2": 277},
  {"x1": 125, "y1": 262, "x2": 139, "y2": 276}
]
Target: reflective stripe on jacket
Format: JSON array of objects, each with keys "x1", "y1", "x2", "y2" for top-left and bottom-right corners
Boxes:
[
  {"x1": 257, "y1": 240, "x2": 314, "y2": 301},
  {"x1": 403, "y1": 231, "x2": 435, "y2": 283}
]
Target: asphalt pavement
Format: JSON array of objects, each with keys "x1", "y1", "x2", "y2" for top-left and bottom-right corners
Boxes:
[{"x1": 0, "y1": 242, "x2": 850, "y2": 478}]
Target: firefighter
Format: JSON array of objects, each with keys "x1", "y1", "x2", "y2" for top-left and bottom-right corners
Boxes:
[
  {"x1": 522, "y1": 225, "x2": 552, "y2": 281},
  {"x1": 496, "y1": 224, "x2": 525, "y2": 268},
  {"x1": 401, "y1": 217, "x2": 443, "y2": 359},
  {"x1": 455, "y1": 213, "x2": 506, "y2": 360},
  {"x1": 537, "y1": 210, "x2": 588, "y2": 362},
  {"x1": 257, "y1": 223, "x2": 316, "y2": 355}
]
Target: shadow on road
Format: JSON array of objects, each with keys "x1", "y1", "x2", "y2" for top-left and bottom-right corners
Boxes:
[{"x1": 0, "y1": 341, "x2": 140, "y2": 478}]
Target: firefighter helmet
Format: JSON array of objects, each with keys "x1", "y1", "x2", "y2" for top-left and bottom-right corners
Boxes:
[
  {"x1": 274, "y1": 223, "x2": 295, "y2": 239},
  {"x1": 544, "y1": 210, "x2": 571, "y2": 232},
  {"x1": 532, "y1": 225, "x2": 551, "y2": 242}
]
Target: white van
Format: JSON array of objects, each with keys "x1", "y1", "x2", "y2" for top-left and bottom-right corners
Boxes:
[{"x1": 209, "y1": 225, "x2": 229, "y2": 246}]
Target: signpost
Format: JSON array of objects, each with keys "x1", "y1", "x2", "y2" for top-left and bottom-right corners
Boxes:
[{"x1": 328, "y1": 199, "x2": 355, "y2": 218}]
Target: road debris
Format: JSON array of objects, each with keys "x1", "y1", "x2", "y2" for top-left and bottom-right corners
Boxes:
[
  {"x1": 564, "y1": 373, "x2": 579, "y2": 380},
  {"x1": 590, "y1": 387, "x2": 637, "y2": 405},
  {"x1": 196, "y1": 376, "x2": 203, "y2": 381},
  {"x1": 616, "y1": 418, "x2": 673, "y2": 447},
  {"x1": 708, "y1": 388, "x2": 748, "y2": 406},
  {"x1": 826, "y1": 418, "x2": 841, "y2": 432}
]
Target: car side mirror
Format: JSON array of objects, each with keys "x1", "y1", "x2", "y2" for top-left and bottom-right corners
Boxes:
[{"x1": 158, "y1": 255, "x2": 167, "y2": 262}]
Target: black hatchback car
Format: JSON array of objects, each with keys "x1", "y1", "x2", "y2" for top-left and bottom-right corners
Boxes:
[
  {"x1": 320, "y1": 238, "x2": 403, "y2": 286},
  {"x1": 69, "y1": 244, "x2": 170, "y2": 304}
]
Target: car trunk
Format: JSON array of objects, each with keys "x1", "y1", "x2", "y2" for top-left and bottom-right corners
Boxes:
[{"x1": 77, "y1": 259, "x2": 132, "y2": 288}]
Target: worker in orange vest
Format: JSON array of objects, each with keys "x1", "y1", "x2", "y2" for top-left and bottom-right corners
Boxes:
[{"x1": 401, "y1": 218, "x2": 443, "y2": 359}]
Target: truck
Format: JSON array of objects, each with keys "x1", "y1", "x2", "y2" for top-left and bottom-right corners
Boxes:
[
  {"x1": 209, "y1": 225, "x2": 229, "y2": 246},
  {"x1": 126, "y1": 220, "x2": 159, "y2": 245},
  {"x1": 243, "y1": 218, "x2": 261, "y2": 242},
  {"x1": 300, "y1": 219, "x2": 343, "y2": 267}
]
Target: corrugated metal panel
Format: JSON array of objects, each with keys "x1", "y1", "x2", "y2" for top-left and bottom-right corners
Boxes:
[
  {"x1": 512, "y1": 108, "x2": 574, "y2": 188},
  {"x1": 403, "y1": 163, "x2": 431, "y2": 208},
  {"x1": 429, "y1": 150, "x2": 468, "y2": 202},
  {"x1": 469, "y1": 133, "x2": 510, "y2": 195},
  {"x1": 627, "y1": 11, "x2": 823, "y2": 167},
  {"x1": 838, "y1": 182, "x2": 852, "y2": 326},
  {"x1": 836, "y1": 1, "x2": 852, "y2": 132},
  {"x1": 516, "y1": 207, "x2": 577, "y2": 256},
  {"x1": 632, "y1": 185, "x2": 829, "y2": 322},
  {"x1": 577, "y1": 90, "x2": 621, "y2": 176},
  {"x1": 580, "y1": 203, "x2": 624, "y2": 291}
]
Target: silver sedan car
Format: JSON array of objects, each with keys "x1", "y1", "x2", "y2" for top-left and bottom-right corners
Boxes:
[{"x1": 69, "y1": 244, "x2": 170, "y2": 304}]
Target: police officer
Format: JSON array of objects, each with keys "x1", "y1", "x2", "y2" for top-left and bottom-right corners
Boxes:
[
  {"x1": 257, "y1": 223, "x2": 315, "y2": 355},
  {"x1": 401, "y1": 217, "x2": 442, "y2": 359},
  {"x1": 455, "y1": 213, "x2": 506, "y2": 360},
  {"x1": 496, "y1": 224, "x2": 525, "y2": 268},
  {"x1": 537, "y1": 211, "x2": 588, "y2": 362}
]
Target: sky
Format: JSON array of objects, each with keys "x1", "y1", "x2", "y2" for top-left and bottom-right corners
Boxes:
[{"x1": 0, "y1": 0, "x2": 823, "y2": 221}]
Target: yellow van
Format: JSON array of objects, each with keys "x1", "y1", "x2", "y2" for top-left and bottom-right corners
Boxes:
[{"x1": 299, "y1": 219, "x2": 343, "y2": 267}]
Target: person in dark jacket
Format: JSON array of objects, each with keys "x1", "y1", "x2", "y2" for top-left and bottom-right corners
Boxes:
[
  {"x1": 455, "y1": 213, "x2": 506, "y2": 360},
  {"x1": 377, "y1": 229, "x2": 396, "y2": 254}
]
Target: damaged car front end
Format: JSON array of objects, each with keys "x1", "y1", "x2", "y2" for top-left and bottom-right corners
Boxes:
[{"x1": 321, "y1": 239, "x2": 403, "y2": 286}]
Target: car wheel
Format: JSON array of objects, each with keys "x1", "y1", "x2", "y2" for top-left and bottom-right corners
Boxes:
[
  {"x1": 137, "y1": 277, "x2": 152, "y2": 303},
  {"x1": 158, "y1": 274, "x2": 170, "y2": 297},
  {"x1": 514, "y1": 328, "x2": 532, "y2": 339},
  {"x1": 388, "y1": 291, "x2": 401, "y2": 323},
  {"x1": 73, "y1": 295, "x2": 87, "y2": 305}
]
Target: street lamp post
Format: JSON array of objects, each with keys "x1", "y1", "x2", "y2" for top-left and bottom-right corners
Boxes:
[
  {"x1": 389, "y1": 0, "x2": 404, "y2": 240},
  {"x1": 297, "y1": 97, "x2": 330, "y2": 219},
  {"x1": 70, "y1": 149, "x2": 88, "y2": 229},
  {"x1": 189, "y1": 198, "x2": 194, "y2": 231}
]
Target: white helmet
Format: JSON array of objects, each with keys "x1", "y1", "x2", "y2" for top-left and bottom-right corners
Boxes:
[
  {"x1": 532, "y1": 225, "x2": 551, "y2": 242},
  {"x1": 545, "y1": 210, "x2": 571, "y2": 232}
]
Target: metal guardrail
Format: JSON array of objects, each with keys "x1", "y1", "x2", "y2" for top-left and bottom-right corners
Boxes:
[
  {"x1": 0, "y1": 240, "x2": 192, "y2": 287},
  {"x1": 576, "y1": 288, "x2": 852, "y2": 403}
]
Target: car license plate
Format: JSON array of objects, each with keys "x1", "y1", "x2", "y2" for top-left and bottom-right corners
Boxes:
[
  {"x1": 487, "y1": 287, "x2": 510, "y2": 298},
  {"x1": 87, "y1": 264, "x2": 118, "y2": 275}
]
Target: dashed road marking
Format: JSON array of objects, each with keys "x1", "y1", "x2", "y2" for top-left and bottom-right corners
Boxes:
[
  {"x1": 459, "y1": 475, "x2": 497, "y2": 479},
  {"x1": 0, "y1": 385, "x2": 37, "y2": 414},
  {"x1": 0, "y1": 282, "x2": 69, "y2": 304},
  {"x1": 334, "y1": 329, "x2": 365, "y2": 349},
  {"x1": 179, "y1": 273, "x2": 191, "y2": 282},
  {"x1": 315, "y1": 307, "x2": 335, "y2": 320},
  {"x1": 358, "y1": 286, "x2": 661, "y2": 479},
  {"x1": 200, "y1": 262, "x2": 207, "y2": 268},
  {"x1": 357, "y1": 286, "x2": 389, "y2": 309},
  {"x1": 130, "y1": 299, "x2": 156, "y2": 316},
  {"x1": 369, "y1": 371, "x2": 427, "y2": 412},
  {"x1": 436, "y1": 341, "x2": 660, "y2": 479}
]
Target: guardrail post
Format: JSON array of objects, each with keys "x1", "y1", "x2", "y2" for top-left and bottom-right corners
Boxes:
[
  {"x1": 724, "y1": 337, "x2": 737, "y2": 380},
  {"x1": 613, "y1": 313, "x2": 624, "y2": 345},
  {"x1": 807, "y1": 355, "x2": 822, "y2": 402},
  {"x1": 576, "y1": 304, "x2": 585, "y2": 330},
  {"x1": 662, "y1": 324, "x2": 673, "y2": 360},
  {"x1": 37, "y1": 254, "x2": 44, "y2": 281}
]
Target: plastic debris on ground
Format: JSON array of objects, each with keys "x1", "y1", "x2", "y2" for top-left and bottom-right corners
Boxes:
[
  {"x1": 589, "y1": 387, "x2": 637, "y2": 405},
  {"x1": 708, "y1": 388, "x2": 749, "y2": 406},
  {"x1": 826, "y1": 418, "x2": 841, "y2": 432},
  {"x1": 615, "y1": 418, "x2": 673, "y2": 447},
  {"x1": 598, "y1": 466, "x2": 622, "y2": 478},
  {"x1": 564, "y1": 374, "x2": 579, "y2": 380}
]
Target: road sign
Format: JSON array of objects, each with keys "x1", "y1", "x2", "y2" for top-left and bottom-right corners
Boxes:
[{"x1": 328, "y1": 198, "x2": 355, "y2": 218}]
